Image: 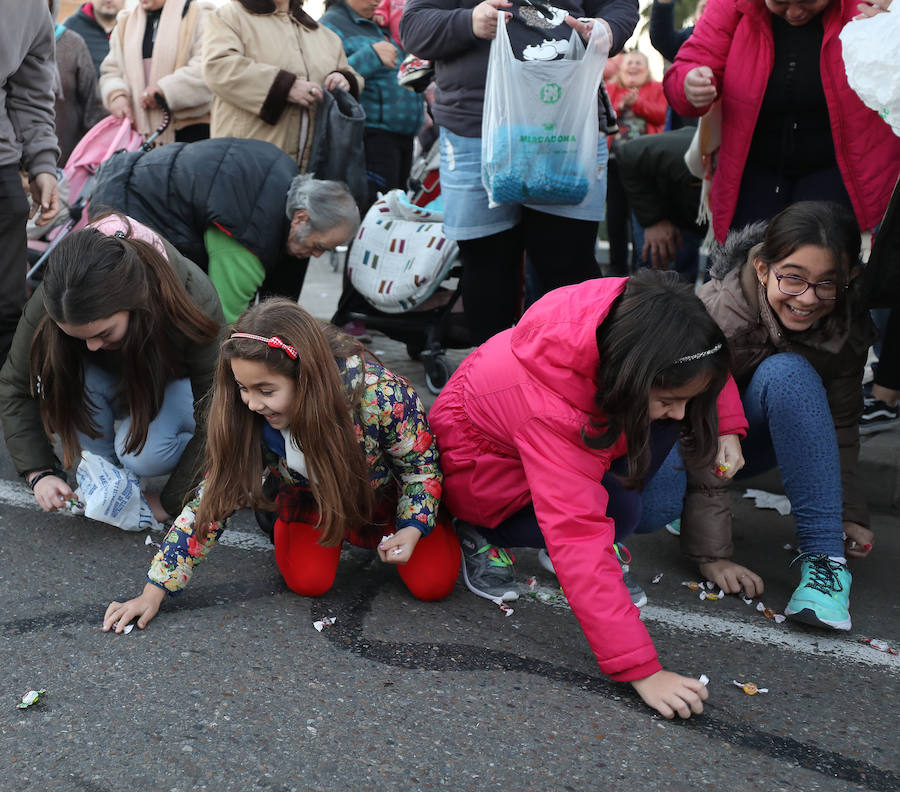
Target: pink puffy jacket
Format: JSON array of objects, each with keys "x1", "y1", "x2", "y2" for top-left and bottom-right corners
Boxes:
[
  {"x1": 429, "y1": 278, "x2": 748, "y2": 681},
  {"x1": 663, "y1": 0, "x2": 900, "y2": 242}
]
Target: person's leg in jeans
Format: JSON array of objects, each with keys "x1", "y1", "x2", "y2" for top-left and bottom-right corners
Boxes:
[
  {"x1": 116, "y1": 378, "x2": 196, "y2": 478},
  {"x1": 740, "y1": 354, "x2": 844, "y2": 556},
  {"x1": 0, "y1": 165, "x2": 30, "y2": 365},
  {"x1": 76, "y1": 363, "x2": 121, "y2": 462},
  {"x1": 523, "y1": 208, "x2": 600, "y2": 295}
]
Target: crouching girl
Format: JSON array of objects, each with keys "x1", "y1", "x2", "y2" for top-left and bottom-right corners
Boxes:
[
  {"x1": 645, "y1": 201, "x2": 877, "y2": 631},
  {"x1": 104, "y1": 298, "x2": 460, "y2": 631},
  {"x1": 428, "y1": 270, "x2": 748, "y2": 719}
]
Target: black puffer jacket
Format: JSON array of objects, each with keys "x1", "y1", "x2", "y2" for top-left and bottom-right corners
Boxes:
[{"x1": 90, "y1": 137, "x2": 298, "y2": 273}]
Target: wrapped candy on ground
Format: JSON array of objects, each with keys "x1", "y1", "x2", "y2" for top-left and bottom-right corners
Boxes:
[
  {"x1": 733, "y1": 680, "x2": 768, "y2": 695},
  {"x1": 17, "y1": 689, "x2": 46, "y2": 709}
]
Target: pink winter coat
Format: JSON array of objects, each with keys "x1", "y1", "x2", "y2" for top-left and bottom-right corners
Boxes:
[
  {"x1": 662, "y1": 0, "x2": 900, "y2": 242},
  {"x1": 429, "y1": 278, "x2": 748, "y2": 681}
]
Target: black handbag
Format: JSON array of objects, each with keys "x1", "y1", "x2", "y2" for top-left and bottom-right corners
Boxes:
[{"x1": 306, "y1": 87, "x2": 367, "y2": 209}]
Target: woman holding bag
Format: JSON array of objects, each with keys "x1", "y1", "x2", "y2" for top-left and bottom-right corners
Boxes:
[{"x1": 400, "y1": 0, "x2": 640, "y2": 346}]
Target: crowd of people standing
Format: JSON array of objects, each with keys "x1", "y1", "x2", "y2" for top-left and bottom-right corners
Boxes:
[{"x1": 0, "y1": 0, "x2": 897, "y2": 722}]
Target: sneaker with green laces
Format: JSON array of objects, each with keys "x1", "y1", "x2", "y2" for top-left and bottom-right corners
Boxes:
[
  {"x1": 784, "y1": 553, "x2": 852, "y2": 631},
  {"x1": 455, "y1": 521, "x2": 519, "y2": 602}
]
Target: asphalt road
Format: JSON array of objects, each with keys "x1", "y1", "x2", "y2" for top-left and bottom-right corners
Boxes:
[{"x1": 2, "y1": 259, "x2": 898, "y2": 791}]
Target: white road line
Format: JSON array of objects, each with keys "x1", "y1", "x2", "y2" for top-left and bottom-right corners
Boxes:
[
  {"x1": 0, "y1": 479, "x2": 273, "y2": 552},
  {"x1": 525, "y1": 583, "x2": 898, "y2": 671}
]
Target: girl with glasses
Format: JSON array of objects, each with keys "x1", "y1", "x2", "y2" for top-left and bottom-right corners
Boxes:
[{"x1": 644, "y1": 200, "x2": 877, "y2": 632}]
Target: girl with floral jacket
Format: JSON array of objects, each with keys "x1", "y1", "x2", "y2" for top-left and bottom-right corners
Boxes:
[{"x1": 104, "y1": 298, "x2": 460, "y2": 632}]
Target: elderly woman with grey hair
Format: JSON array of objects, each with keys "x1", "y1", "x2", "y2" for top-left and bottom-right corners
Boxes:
[{"x1": 90, "y1": 137, "x2": 359, "y2": 321}]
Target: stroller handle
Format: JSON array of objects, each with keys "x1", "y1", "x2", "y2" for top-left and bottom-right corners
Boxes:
[{"x1": 141, "y1": 94, "x2": 172, "y2": 151}]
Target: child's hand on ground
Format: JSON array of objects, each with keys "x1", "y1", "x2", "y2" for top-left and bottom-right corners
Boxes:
[
  {"x1": 698, "y1": 558, "x2": 764, "y2": 598},
  {"x1": 103, "y1": 583, "x2": 166, "y2": 633},
  {"x1": 714, "y1": 433, "x2": 744, "y2": 480},
  {"x1": 378, "y1": 525, "x2": 422, "y2": 564},
  {"x1": 843, "y1": 521, "x2": 874, "y2": 559},
  {"x1": 31, "y1": 473, "x2": 75, "y2": 512},
  {"x1": 631, "y1": 670, "x2": 708, "y2": 719}
]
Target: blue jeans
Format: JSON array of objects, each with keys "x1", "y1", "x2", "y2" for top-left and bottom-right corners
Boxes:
[
  {"x1": 641, "y1": 354, "x2": 845, "y2": 556},
  {"x1": 483, "y1": 422, "x2": 681, "y2": 548},
  {"x1": 77, "y1": 364, "x2": 196, "y2": 478}
]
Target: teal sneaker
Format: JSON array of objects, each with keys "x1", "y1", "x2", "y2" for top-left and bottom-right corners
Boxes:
[
  {"x1": 665, "y1": 518, "x2": 681, "y2": 536},
  {"x1": 784, "y1": 553, "x2": 852, "y2": 631}
]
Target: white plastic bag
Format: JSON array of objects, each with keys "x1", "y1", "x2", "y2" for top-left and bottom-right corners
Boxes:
[
  {"x1": 348, "y1": 189, "x2": 458, "y2": 313},
  {"x1": 840, "y1": 15, "x2": 900, "y2": 136},
  {"x1": 481, "y1": 15, "x2": 609, "y2": 207},
  {"x1": 75, "y1": 451, "x2": 161, "y2": 531}
]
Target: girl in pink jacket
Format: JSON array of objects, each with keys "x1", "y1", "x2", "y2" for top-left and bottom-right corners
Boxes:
[{"x1": 429, "y1": 270, "x2": 749, "y2": 719}]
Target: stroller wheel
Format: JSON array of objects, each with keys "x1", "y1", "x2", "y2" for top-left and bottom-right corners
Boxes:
[{"x1": 424, "y1": 353, "x2": 454, "y2": 395}]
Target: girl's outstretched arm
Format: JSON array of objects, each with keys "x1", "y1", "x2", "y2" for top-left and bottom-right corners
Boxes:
[{"x1": 631, "y1": 670, "x2": 709, "y2": 719}]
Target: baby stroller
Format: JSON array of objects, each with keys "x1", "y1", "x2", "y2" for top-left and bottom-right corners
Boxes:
[
  {"x1": 25, "y1": 99, "x2": 171, "y2": 290},
  {"x1": 342, "y1": 136, "x2": 469, "y2": 395}
]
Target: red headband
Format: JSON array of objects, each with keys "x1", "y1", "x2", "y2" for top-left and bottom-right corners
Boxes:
[{"x1": 229, "y1": 332, "x2": 299, "y2": 360}]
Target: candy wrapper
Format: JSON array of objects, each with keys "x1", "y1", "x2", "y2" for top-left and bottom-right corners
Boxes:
[
  {"x1": 313, "y1": 616, "x2": 336, "y2": 632},
  {"x1": 699, "y1": 589, "x2": 725, "y2": 601},
  {"x1": 492, "y1": 598, "x2": 514, "y2": 617},
  {"x1": 716, "y1": 461, "x2": 731, "y2": 477},
  {"x1": 681, "y1": 580, "x2": 702, "y2": 591},
  {"x1": 525, "y1": 576, "x2": 538, "y2": 592},
  {"x1": 742, "y1": 488, "x2": 791, "y2": 516},
  {"x1": 379, "y1": 533, "x2": 404, "y2": 557},
  {"x1": 861, "y1": 637, "x2": 897, "y2": 655},
  {"x1": 756, "y1": 602, "x2": 786, "y2": 623},
  {"x1": 698, "y1": 674, "x2": 709, "y2": 686},
  {"x1": 17, "y1": 689, "x2": 46, "y2": 709},
  {"x1": 651, "y1": 572, "x2": 663, "y2": 584},
  {"x1": 733, "y1": 680, "x2": 768, "y2": 695}
]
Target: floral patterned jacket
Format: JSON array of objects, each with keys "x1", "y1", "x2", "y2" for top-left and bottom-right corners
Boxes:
[{"x1": 146, "y1": 355, "x2": 442, "y2": 595}]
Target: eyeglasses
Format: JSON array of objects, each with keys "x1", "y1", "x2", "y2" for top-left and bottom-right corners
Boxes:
[{"x1": 770, "y1": 265, "x2": 844, "y2": 301}]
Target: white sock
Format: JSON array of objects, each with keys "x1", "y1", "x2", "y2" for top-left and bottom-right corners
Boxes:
[{"x1": 829, "y1": 556, "x2": 847, "y2": 565}]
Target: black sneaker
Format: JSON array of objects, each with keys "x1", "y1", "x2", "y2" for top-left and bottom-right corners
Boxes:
[
  {"x1": 455, "y1": 520, "x2": 519, "y2": 602},
  {"x1": 860, "y1": 397, "x2": 899, "y2": 434}
]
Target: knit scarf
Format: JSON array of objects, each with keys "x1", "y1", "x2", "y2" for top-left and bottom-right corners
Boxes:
[{"x1": 122, "y1": 0, "x2": 187, "y2": 143}]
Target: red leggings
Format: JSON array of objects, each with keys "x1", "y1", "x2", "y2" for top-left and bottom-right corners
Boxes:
[{"x1": 273, "y1": 510, "x2": 461, "y2": 601}]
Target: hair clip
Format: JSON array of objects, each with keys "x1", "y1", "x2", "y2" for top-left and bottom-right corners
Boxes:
[
  {"x1": 230, "y1": 332, "x2": 299, "y2": 360},
  {"x1": 674, "y1": 343, "x2": 722, "y2": 364},
  {"x1": 114, "y1": 230, "x2": 126, "y2": 238}
]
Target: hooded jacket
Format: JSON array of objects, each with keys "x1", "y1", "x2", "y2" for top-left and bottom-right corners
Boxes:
[
  {"x1": 678, "y1": 224, "x2": 878, "y2": 561},
  {"x1": 90, "y1": 137, "x2": 299, "y2": 274},
  {"x1": 662, "y1": 0, "x2": 900, "y2": 243},
  {"x1": 428, "y1": 278, "x2": 748, "y2": 681},
  {"x1": 202, "y1": 0, "x2": 362, "y2": 165}
]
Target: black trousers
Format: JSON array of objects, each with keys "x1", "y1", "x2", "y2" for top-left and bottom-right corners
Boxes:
[
  {"x1": 0, "y1": 165, "x2": 30, "y2": 366},
  {"x1": 456, "y1": 208, "x2": 600, "y2": 346}
]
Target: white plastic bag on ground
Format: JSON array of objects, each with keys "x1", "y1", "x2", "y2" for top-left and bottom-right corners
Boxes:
[
  {"x1": 840, "y1": 15, "x2": 900, "y2": 136},
  {"x1": 75, "y1": 451, "x2": 161, "y2": 531}
]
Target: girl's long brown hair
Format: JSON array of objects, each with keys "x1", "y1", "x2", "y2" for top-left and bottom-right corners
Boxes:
[
  {"x1": 32, "y1": 216, "x2": 220, "y2": 469},
  {"x1": 583, "y1": 269, "x2": 731, "y2": 489},
  {"x1": 195, "y1": 298, "x2": 373, "y2": 545}
]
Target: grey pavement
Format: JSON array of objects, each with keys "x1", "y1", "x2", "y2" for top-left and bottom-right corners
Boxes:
[{"x1": 1, "y1": 259, "x2": 898, "y2": 792}]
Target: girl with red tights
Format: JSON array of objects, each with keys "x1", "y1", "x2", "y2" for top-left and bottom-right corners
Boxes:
[{"x1": 104, "y1": 298, "x2": 460, "y2": 632}]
